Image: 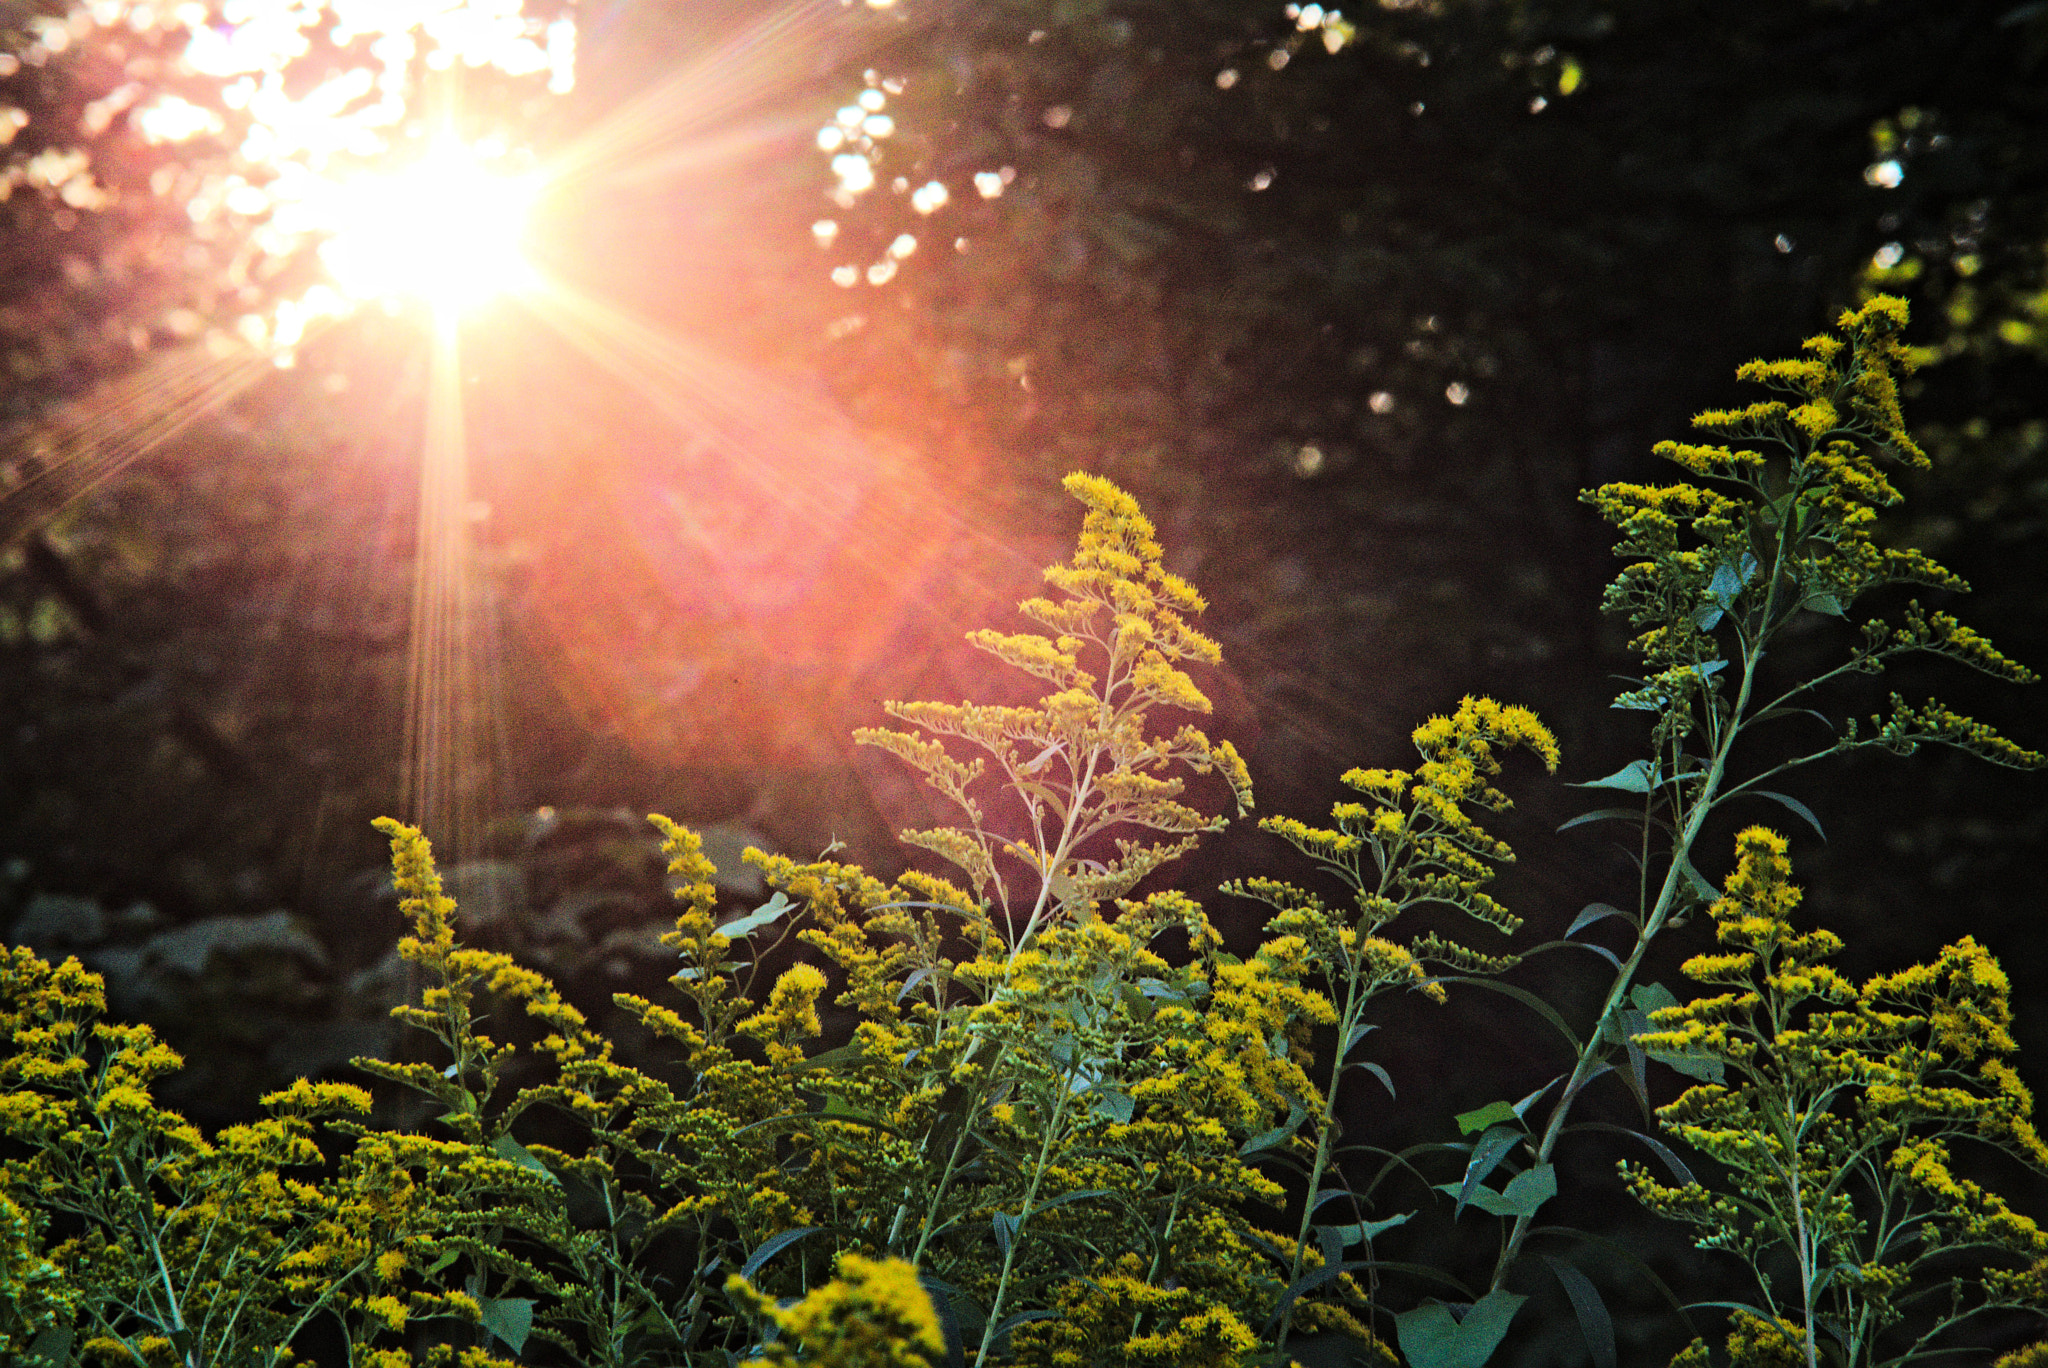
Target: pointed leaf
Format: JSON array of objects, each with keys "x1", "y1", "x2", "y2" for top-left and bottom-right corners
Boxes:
[
  {"x1": 1438, "y1": 1164, "x2": 1556, "y2": 1219},
  {"x1": 1568, "y1": 760, "x2": 1659, "y2": 793},
  {"x1": 1644, "y1": 1045, "x2": 1726, "y2": 1084},
  {"x1": 1395, "y1": 1290, "x2": 1526, "y2": 1368},
  {"x1": 1240, "y1": 1100, "x2": 1309, "y2": 1154},
  {"x1": 1557, "y1": 808, "x2": 1645, "y2": 834},
  {"x1": 917, "y1": 1273, "x2": 970, "y2": 1368},
  {"x1": 1567, "y1": 903, "x2": 1632, "y2": 938},
  {"x1": 480, "y1": 1297, "x2": 534, "y2": 1355},
  {"x1": 1613, "y1": 1008, "x2": 1650, "y2": 1115},
  {"x1": 794, "y1": 1042, "x2": 867, "y2": 1073},
  {"x1": 1455, "y1": 1126, "x2": 1522, "y2": 1218},
  {"x1": 896, "y1": 966, "x2": 938, "y2": 1004},
  {"x1": 1748, "y1": 789, "x2": 1827, "y2": 841},
  {"x1": 1356, "y1": 1059, "x2": 1397, "y2": 1098},
  {"x1": 1310, "y1": 1188, "x2": 1355, "y2": 1216},
  {"x1": 717, "y1": 891, "x2": 794, "y2": 940},
  {"x1": 1092, "y1": 1088, "x2": 1135, "y2": 1124},
  {"x1": 490, "y1": 1134, "x2": 562, "y2": 1187},
  {"x1": 1455, "y1": 1101, "x2": 1517, "y2": 1136},
  {"x1": 1803, "y1": 592, "x2": 1845, "y2": 617},
  {"x1": 1448, "y1": 978, "x2": 1583, "y2": 1052},
  {"x1": 1511, "y1": 1080, "x2": 1558, "y2": 1119},
  {"x1": 992, "y1": 1210, "x2": 1019, "y2": 1259},
  {"x1": 1710, "y1": 558, "x2": 1750, "y2": 606},
  {"x1": 987, "y1": 1310, "x2": 1059, "y2": 1351},
  {"x1": 1551, "y1": 939, "x2": 1624, "y2": 971},
  {"x1": 741, "y1": 1226, "x2": 824, "y2": 1281},
  {"x1": 1324, "y1": 1211, "x2": 1412, "y2": 1244},
  {"x1": 1029, "y1": 1188, "x2": 1110, "y2": 1217},
  {"x1": 1542, "y1": 1256, "x2": 1617, "y2": 1368},
  {"x1": 1576, "y1": 1122, "x2": 1698, "y2": 1185},
  {"x1": 1632, "y1": 982, "x2": 1680, "y2": 1014},
  {"x1": 1676, "y1": 853, "x2": 1719, "y2": 902},
  {"x1": 1751, "y1": 705, "x2": 1836, "y2": 731},
  {"x1": 1342, "y1": 1020, "x2": 1378, "y2": 1058}
]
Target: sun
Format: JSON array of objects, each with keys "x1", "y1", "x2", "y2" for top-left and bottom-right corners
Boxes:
[{"x1": 319, "y1": 138, "x2": 545, "y2": 316}]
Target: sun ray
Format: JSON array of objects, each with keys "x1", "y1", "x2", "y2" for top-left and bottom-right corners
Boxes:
[
  {"x1": 546, "y1": 0, "x2": 888, "y2": 189},
  {"x1": 400, "y1": 313, "x2": 502, "y2": 865},
  {"x1": 0, "y1": 335, "x2": 293, "y2": 545}
]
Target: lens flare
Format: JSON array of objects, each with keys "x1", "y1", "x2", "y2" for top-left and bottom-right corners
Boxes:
[{"x1": 319, "y1": 139, "x2": 542, "y2": 313}]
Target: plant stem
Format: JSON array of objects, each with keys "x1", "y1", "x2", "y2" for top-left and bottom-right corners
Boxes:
[
  {"x1": 1488, "y1": 628, "x2": 1766, "y2": 1292},
  {"x1": 974, "y1": 1084, "x2": 1075, "y2": 1366},
  {"x1": 1274, "y1": 969, "x2": 1370, "y2": 1350}
]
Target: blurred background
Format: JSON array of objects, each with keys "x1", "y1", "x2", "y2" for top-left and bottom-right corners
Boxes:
[{"x1": 1, "y1": 0, "x2": 2044, "y2": 1359}]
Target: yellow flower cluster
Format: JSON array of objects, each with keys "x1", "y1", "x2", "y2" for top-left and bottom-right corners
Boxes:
[
  {"x1": 1626, "y1": 825, "x2": 2048, "y2": 1362},
  {"x1": 1582, "y1": 295, "x2": 2041, "y2": 780},
  {"x1": 730, "y1": 1253, "x2": 946, "y2": 1368},
  {"x1": 854, "y1": 472, "x2": 1252, "y2": 949},
  {"x1": 1235, "y1": 695, "x2": 1558, "y2": 986}
]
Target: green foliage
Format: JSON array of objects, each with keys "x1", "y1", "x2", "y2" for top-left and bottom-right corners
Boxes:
[{"x1": 0, "y1": 303, "x2": 2044, "y2": 1368}]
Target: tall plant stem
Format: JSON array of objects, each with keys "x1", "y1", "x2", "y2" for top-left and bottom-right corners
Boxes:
[
  {"x1": 1273, "y1": 973, "x2": 1371, "y2": 1351},
  {"x1": 1488, "y1": 633, "x2": 1765, "y2": 1292},
  {"x1": 974, "y1": 1084, "x2": 1075, "y2": 1366}
]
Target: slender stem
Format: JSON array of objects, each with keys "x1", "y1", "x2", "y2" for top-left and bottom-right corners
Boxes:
[
  {"x1": 1274, "y1": 970, "x2": 1370, "y2": 1351},
  {"x1": 1781, "y1": 1101, "x2": 1821, "y2": 1368},
  {"x1": 910, "y1": 1039, "x2": 1013, "y2": 1269},
  {"x1": 1488, "y1": 625, "x2": 1767, "y2": 1292},
  {"x1": 974, "y1": 1084, "x2": 1075, "y2": 1365}
]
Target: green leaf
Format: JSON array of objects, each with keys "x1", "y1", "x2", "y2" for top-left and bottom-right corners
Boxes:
[
  {"x1": 794, "y1": 1042, "x2": 867, "y2": 1072},
  {"x1": 1803, "y1": 592, "x2": 1846, "y2": 617},
  {"x1": 1566, "y1": 903, "x2": 1632, "y2": 937},
  {"x1": 1323, "y1": 1211, "x2": 1412, "y2": 1245},
  {"x1": 426, "y1": 1247, "x2": 461, "y2": 1275},
  {"x1": 987, "y1": 1310, "x2": 1058, "y2": 1351},
  {"x1": 1449, "y1": 978, "x2": 1583, "y2": 1053},
  {"x1": 1092, "y1": 1087, "x2": 1135, "y2": 1124},
  {"x1": 1748, "y1": 789, "x2": 1827, "y2": 841},
  {"x1": 1709, "y1": 557, "x2": 1756, "y2": 607},
  {"x1": 1455, "y1": 1101, "x2": 1518, "y2": 1136},
  {"x1": 1395, "y1": 1290, "x2": 1526, "y2": 1368},
  {"x1": 1675, "y1": 852, "x2": 1719, "y2": 902},
  {"x1": 992, "y1": 1210, "x2": 1019, "y2": 1258},
  {"x1": 490, "y1": 1133, "x2": 562, "y2": 1187},
  {"x1": 1350, "y1": 1059, "x2": 1397, "y2": 1099},
  {"x1": 1454, "y1": 1125, "x2": 1522, "y2": 1217},
  {"x1": 896, "y1": 966, "x2": 939, "y2": 1003},
  {"x1": 1568, "y1": 760, "x2": 1659, "y2": 792},
  {"x1": 1644, "y1": 1045, "x2": 1726, "y2": 1083},
  {"x1": 1542, "y1": 1256, "x2": 1617, "y2": 1368},
  {"x1": 741, "y1": 1226, "x2": 824, "y2": 1280},
  {"x1": 480, "y1": 1297, "x2": 534, "y2": 1355},
  {"x1": 1029, "y1": 1187, "x2": 1111, "y2": 1218},
  {"x1": 1437, "y1": 1164, "x2": 1556, "y2": 1219},
  {"x1": 717, "y1": 891, "x2": 794, "y2": 940},
  {"x1": 1240, "y1": 1099, "x2": 1309, "y2": 1154},
  {"x1": 1631, "y1": 982, "x2": 1680, "y2": 1014},
  {"x1": 1342, "y1": 1020, "x2": 1377, "y2": 1058},
  {"x1": 1558, "y1": 807, "x2": 1644, "y2": 833}
]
